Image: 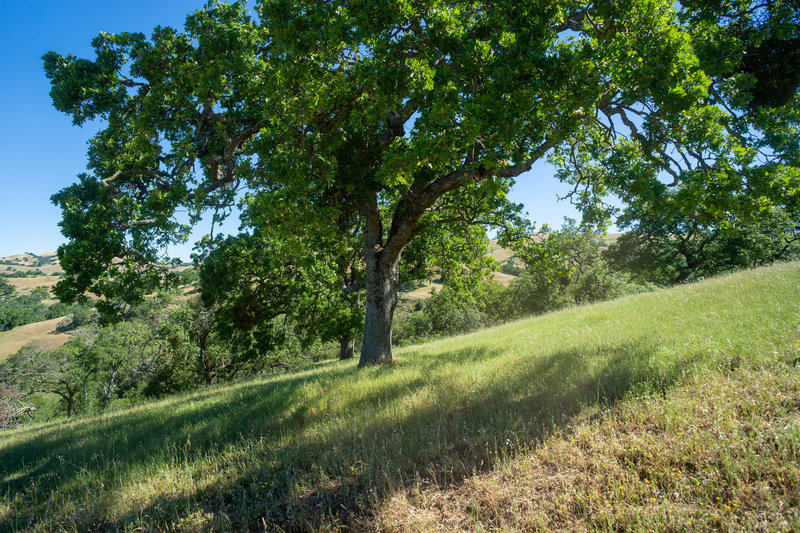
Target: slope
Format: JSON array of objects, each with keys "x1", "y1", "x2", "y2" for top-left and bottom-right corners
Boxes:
[
  {"x1": 1, "y1": 262, "x2": 799, "y2": 531},
  {"x1": 0, "y1": 318, "x2": 71, "y2": 361}
]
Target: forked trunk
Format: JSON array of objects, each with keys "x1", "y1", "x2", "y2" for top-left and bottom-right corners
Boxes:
[
  {"x1": 359, "y1": 256, "x2": 399, "y2": 366},
  {"x1": 338, "y1": 336, "x2": 355, "y2": 360}
]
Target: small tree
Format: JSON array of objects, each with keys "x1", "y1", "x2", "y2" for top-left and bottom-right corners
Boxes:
[
  {"x1": 0, "y1": 277, "x2": 13, "y2": 300},
  {"x1": 1, "y1": 341, "x2": 93, "y2": 417},
  {"x1": 508, "y1": 219, "x2": 642, "y2": 313},
  {"x1": 0, "y1": 384, "x2": 35, "y2": 428}
]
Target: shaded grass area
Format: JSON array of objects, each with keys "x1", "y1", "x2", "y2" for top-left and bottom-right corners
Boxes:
[{"x1": 1, "y1": 262, "x2": 799, "y2": 531}]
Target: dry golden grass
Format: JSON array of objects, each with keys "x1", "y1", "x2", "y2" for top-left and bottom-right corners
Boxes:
[
  {"x1": 406, "y1": 285, "x2": 436, "y2": 299},
  {"x1": 0, "y1": 253, "x2": 62, "y2": 276},
  {"x1": 492, "y1": 271, "x2": 515, "y2": 287},
  {"x1": 488, "y1": 240, "x2": 517, "y2": 262},
  {"x1": 6, "y1": 276, "x2": 60, "y2": 294},
  {"x1": 0, "y1": 317, "x2": 70, "y2": 360},
  {"x1": 33, "y1": 264, "x2": 63, "y2": 276},
  {"x1": 379, "y1": 363, "x2": 800, "y2": 532}
]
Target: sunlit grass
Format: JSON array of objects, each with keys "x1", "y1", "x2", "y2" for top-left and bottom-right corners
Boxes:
[{"x1": 1, "y1": 262, "x2": 799, "y2": 531}]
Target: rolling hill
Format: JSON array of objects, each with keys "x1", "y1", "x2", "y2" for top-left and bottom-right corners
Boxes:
[
  {"x1": 1, "y1": 261, "x2": 798, "y2": 531},
  {"x1": 0, "y1": 253, "x2": 63, "y2": 277}
]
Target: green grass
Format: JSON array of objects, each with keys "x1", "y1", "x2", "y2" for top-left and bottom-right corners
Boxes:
[{"x1": 2, "y1": 262, "x2": 800, "y2": 531}]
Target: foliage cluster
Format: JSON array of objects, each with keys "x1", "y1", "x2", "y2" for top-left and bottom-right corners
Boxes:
[
  {"x1": 606, "y1": 207, "x2": 800, "y2": 285},
  {"x1": 0, "y1": 290, "x2": 340, "y2": 423},
  {"x1": 395, "y1": 219, "x2": 650, "y2": 343},
  {"x1": 0, "y1": 269, "x2": 47, "y2": 278},
  {"x1": 0, "y1": 286, "x2": 70, "y2": 332}
]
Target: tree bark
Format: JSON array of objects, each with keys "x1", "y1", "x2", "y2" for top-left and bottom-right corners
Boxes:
[
  {"x1": 359, "y1": 256, "x2": 399, "y2": 366},
  {"x1": 338, "y1": 336, "x2": 355, "y2": 360},
  {"x1": 65, "y1": 393, "x2": 75, "y2": 418},
  {"x1": 199, "y1": 329, "x2": 217, "y2": 385},
  {"x1": 355, "y1": 139, "x2": 556, "y2": 367},
  {"x1": 359, "y1": 194, "x2": 400, "y2": 366}
]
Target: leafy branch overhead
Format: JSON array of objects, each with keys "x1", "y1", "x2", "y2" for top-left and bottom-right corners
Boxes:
[{"x1": 45, "y1": 0, "x2": 800, "y2": 365}]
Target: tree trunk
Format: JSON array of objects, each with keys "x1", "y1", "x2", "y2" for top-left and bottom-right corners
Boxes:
[
  {"x1": 199, "y1": 330, "x2": 217, "y2": 385},
  {"x1": 358, "y1": 194, "x2": 400, "y2": 366},
  {"x1": 338, "y1": 336, "x2": 355, "y2": 360},
  {"x1": 101, "y1": 366, "x2": 118, "y2": 412},
  {"x1": 359, "y1": 256, "x2": 399, "y2": 366}
]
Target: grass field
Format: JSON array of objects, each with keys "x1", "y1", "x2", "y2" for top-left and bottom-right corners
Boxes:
[
  {"x1": 0, "y1": 317, "x2": 70, "y2": 361},
  {"x1": 5, "y1": 277, "x2": 61, "y2": 295},
  {"x1": 1, "y1": 262, "x2": 799, "y2": 531},
  {"x1": 0, "y1": 253, "x2": 63, "y2": 276}
]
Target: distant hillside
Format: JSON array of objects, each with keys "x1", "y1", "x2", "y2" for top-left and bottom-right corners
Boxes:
[
  {"x1": 0, "y1": 254, "x2": 68, "y2": 356},
  {"x1": 0, "y1": 317, "x2": 71, "y2": 361},
  {"x1": 0, "y1": 252, "x2": 63, "y2": 276},
  {"x1": 489, "y1": 233, "x2": 623, "y2": 264},
  {"x1": 2, "y1": 262, "x2": 798, "y2": 531}
]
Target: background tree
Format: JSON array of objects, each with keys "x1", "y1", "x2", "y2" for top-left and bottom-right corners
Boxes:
[
  {"x1": 0, "y1": 277, "x2": 13, "y2": 300},
  {"x1": 0, "y1": 383, "x2": 35, "y2": 428},
  {"x1": 507, "y1": 219, "x2": 643, "y2": 316},
  {"x1": 606, "y1": 204, "x2": 800, "y2": 285},
  {"x1": 1, "y1": 341, "x2": 93, "y2": 417},
  {"x1": 45, "y1": 0, "x2": 799, "y2": 366}
]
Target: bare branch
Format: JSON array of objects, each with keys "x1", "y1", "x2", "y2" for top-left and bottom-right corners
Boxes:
[
  {"x1": 553, "y1": 9, "x2": 595, "y2": 33},
  {"x1": 120, "y1": 219, "x2": 158, "y2": 230}
]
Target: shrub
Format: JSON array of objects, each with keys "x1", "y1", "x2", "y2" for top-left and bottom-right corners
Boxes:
[
  {"x1": 499, "y1": 259, "x2": 523, "y2": 276},
  {"x1": 567, "y1": 262, "x2": 651, "y2": 305},
  {"x1": 393, "y1": 311, "x2": 433, "y2": 345},
  {"x1": 424, "y1": 287, "x2": 488, "y2": 336},
  {"x1": 0, "y1": 383, "x2": 35, "y2": 428}
]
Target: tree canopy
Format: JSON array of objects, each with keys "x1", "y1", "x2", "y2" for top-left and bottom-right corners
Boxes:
[{"x1": 46, "y1": 0, "x2": 800, "y2": 365}]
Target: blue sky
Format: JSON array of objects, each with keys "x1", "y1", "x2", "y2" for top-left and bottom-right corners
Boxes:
[{"x1": 0, "y1": 1, "x2": 604, "y2": 261}]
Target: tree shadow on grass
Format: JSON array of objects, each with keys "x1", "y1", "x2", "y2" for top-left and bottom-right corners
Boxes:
[
  {"x1": 0, "y1": 340, "x2": 699, "y2": 531},
  {"x1": 0, "y1": 361, "x2": 356, "y2": 492}
]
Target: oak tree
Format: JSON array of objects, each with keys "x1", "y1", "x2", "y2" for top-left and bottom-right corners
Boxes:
[{"x1": 46, "y1": 0, "x2": 798, "y2": 366}]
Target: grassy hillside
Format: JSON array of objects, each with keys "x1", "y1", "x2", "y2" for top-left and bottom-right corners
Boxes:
[
  {"x1": 0, "y1": 253, "x2": 63, "y2": 277},
  {"x1": 0, "y1": 318, "x2": 71, "y2": 361},
  {"x1": 1, "y1": 262, "x2": 799, "y2": 531}
]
